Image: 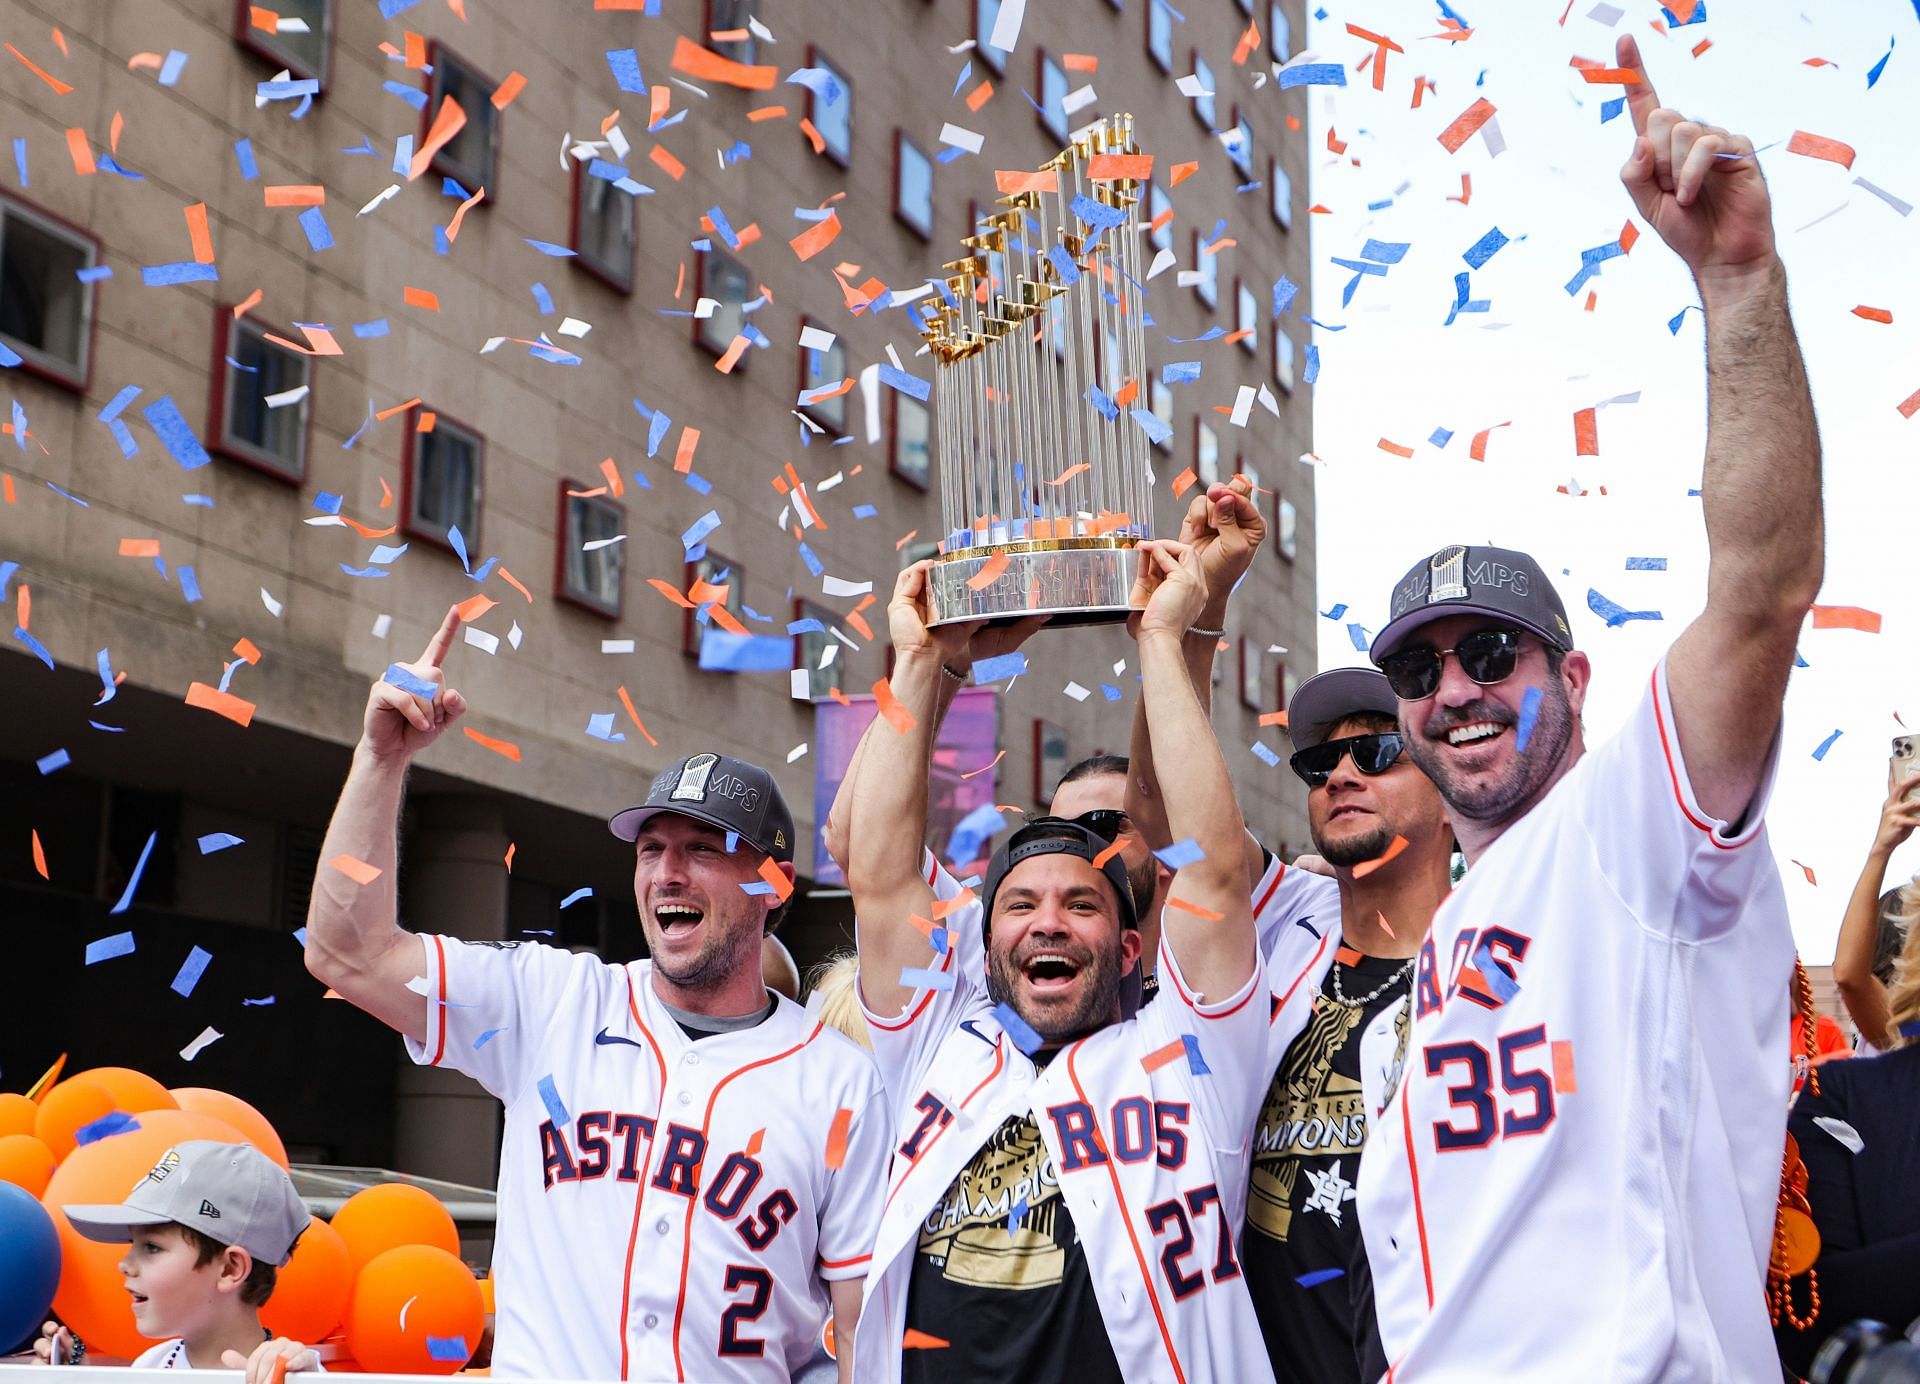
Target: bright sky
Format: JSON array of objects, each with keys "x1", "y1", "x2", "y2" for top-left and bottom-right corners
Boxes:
[{"x1": 1300, "y1": 0, "x2": 1918, "y2": 961}]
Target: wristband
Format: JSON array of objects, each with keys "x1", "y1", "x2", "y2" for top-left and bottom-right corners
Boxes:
[
  {"x1": 1186, "y1": 624, "x2": 1226, "y2": 639},
  {"x1": 940, "y1": 663, "x2": 969, "y2": 684}
]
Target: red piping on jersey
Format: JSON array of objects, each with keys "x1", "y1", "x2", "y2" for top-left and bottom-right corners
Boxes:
[
  {"x1": 862, "y1": 858, "x2": 956, "y2": 1033},
  {"x1": 1649, "y1": 666, "x2": 1745, "y2": 852},
  {"x1": 819, "y1": 1251, "x2": 871, "y2": 1270},
  {"x1": 1268, "y1": 929, "x2": 1334, "y2": 1027},
  {"x1": 1253, "y1": 862, "x2": 1287, "y2": 919},
  {"x1": 427, "y1": 935, "x2": 449, "y2": 1066},
  {"x1": 882, "y1": 1041, "x2": 1005, "y2": 1214},
  {"x1": 616, "y1": 972, "x2": 671, "y2": 1382},
  {"x1": 1399, "y1": 1073, "x2": 1435, "y2": 1310},
  {"x1": 1065, "y1": 1038, "x2": 1187, "y2": 1384},
  {"x1": 1157, "y1": 943, "x2": 1261, "y2": 1020},
  {"x1": 670, "y1": 1020, "x2": 826, "y2": 1379}
]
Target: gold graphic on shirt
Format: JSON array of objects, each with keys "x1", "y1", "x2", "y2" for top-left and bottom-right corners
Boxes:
[{"x1": 917, "y1": 1114, "x2": 1066, "y2": 1290}]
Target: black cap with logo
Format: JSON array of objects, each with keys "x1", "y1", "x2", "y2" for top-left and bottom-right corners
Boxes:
[
  {"x1": 980, "y1": 817, "x2": 1140, "y2": 937},
  {"x1": 1370, "y1": 544, "x2": 1573, "y2": 664},
  {"x1": 608, "y1": 752, "x2": 795, "y2": 863}
]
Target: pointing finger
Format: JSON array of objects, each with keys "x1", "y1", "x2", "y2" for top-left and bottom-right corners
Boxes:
[
  {"x1": 419, "y1": 604, "x2": 464, "y2": 670},
  {"x1": 1616, "y1": 34, "x2": 1660, "y2": 133}
]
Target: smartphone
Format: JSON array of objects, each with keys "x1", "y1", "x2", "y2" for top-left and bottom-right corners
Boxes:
[{"x1": 1894, "y1": 736, "x2": 1919, "y2": 799}]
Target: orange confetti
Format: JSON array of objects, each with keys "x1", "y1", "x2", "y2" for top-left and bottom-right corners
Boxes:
[
  {"x1": 1900, "y1": 386, "x2": 1920, "y2": 421},
  {"x1": 1618, "y1": 220, "x2": 1640, "y2": 253},
  {"x1": 1450, "y1": 173, "x2": 1473, "y2": 204},
  {"x1": 232, "y1": 637, "x2": 262, "y2": 665},
  {"x1": 1853, "y1": 306, "x2": 1893, "y2": 324},
  {"x1": 1810, "y1": 605, "x2": 1881, "y2": 633},
  {"x1": 757, "y1": 856, "x2": 794, "y2": 903},
  {"x1": 31, "y1": 828, "x2": 48, "y2": 880},
  {"x1": 616, "y1": 686, "x2": 659, "y2": 746},
  {"x1": 250, "y1": 6, "x2": 280, "y2": 32},
  {"x1": 1165, "y1": 897, "x2": 1225, "y2": 921},
  {"x1": 965, "y1": 80, "x2": 994, "y2": 112},
  {"x1": 650, "y1": 144, "x2": 686, "y2": 180},
  {"x1": 6, "y1": 43, "x2": 72, "y2": 95},
  {"x1": 1691, "y1": 37, "x2": 1713, "y2": 57},
  {"x1": 798, "y1": 117, "x2": 826, "y2": 156},
  {"x1": 1377, "y1": 439, "x2": 1414, "y2": 459},
  {"x1": 648, "y1": 578, "x2": 696, "y2": 608},
  {"x1": 410, "y1": 97, "x2": 469, "y2": 181},
  {"x1": 747, "y1": 104, "x2": 787, "y2": 121},
  {"x1": 1469, "y1": 421, "x2": 1512, "y2": 462},
  {"x1": 14, "y1": 585, "x2": 26, "y2": 630},
  {"x1": 1141, "y1": 1038, "x2": 1187, "y2": 1072},
  {"x1": 872, "y1": 679, "x2": 917, "y2": 734},
  {"x1": 1573, "y1": 407, "x2": 1598, "y2": 456},
  {"x1": 263, "y1": 185, "x2": 326, "y2": 207},
  {"x1": 2, "y1": 475, "x2": 15, "y2": 505},
  {"x1": 994, "y1": 168, "x2": 1056, "y2": 195},
  {"x1": 1233, "y1": 17, "x2": 1262, "y2": 65},
  {"x1": 463, "y1": 726, "x2": 523, "y2": 761},
  {"x1": 1352, "y1": 834, "x2": 1410, "y2": 879},
  {"x1": 1786, "y1": 131, "x2": 1856, "y2": 168},
  {"x1": 790, "y1": 211, "x2": 842, "y2": 261},
  {"x1": 454, "y1": 593, "x2": 496, "y2": 624},
  {"x1": 1168, "y1": 160, "x2": 1200, "y2": 187},
  {"x1": 1258, "y1": 710, "x2": 1290, "y2": 728},
  {"x1": 1437, "y1": 97, "x2": 1496, "y2": 153},
  {"x1": 65, "y1": 128, "x2": 94, "y2": 176},
  {"x1": 1577, "y1": 66, "x2": 1644, "y2": 83},
  {"x1": 1171, "y1": 467, "x2": 1198, "y2": 498},
  {"x1": 403, "y1": 31, "x2": 427, "y2": 67},
  {"x1": 403, "y1": 286, "x2": 441, "y2": 312},
  {"x1": 118, "y1": 538, "x2": 161, "y2": 558},
  {"x1": 674, "y1": 426, "x2": 701, "y2": 474},
  {"x1": 966, "y1": 553, "x2": 1011, "y2": 590},
  {"x1": 182, "y1": 204, "x2": 215, "y2": 263},
  {"x1": 1791, "y1": 859, "x2": 1817, "y2": 886},
  {"x1": 185, "y1": 683, "x2": 257, "y2": 728},
  {"x1": 715, "y1": 334, "x2": 751, "y2": 374},
  {"x1": 1063, "y1": 52, "x2": 1099, "y2": 72},
  {"x1": 234, "y1": 289, "x2": 263, "y2": 318},
  {"x1": 491, "y1": 71, "x2": 526, "y2": 109},
  {"x1": 445, "y1": 186, "x2": 486, "y2": 243},
  {"x1": 596, "y1": 457, "x2": 624, "y2": 497},
  {"x1": 1047, "y1": 462, "x2": 1092, "y2": 486},
  {"x1": 1552, "y1": 1040, "x2": 1578, "y2": 1094},
  {"x1": 744, "y1": 1128, "x2": 764, "y2": 1157},
  {"x1": 961, "y1": 750, "x2": 1007, "y2": 780},
  {"x1": 1087, "y1": 153, "x2": 1153, "y2": 181},
  {"x1": 329, "y1": 853, "x2": 383, "y2": 886},
  {"x1": 902, "y1": 1330, "x2": 949, "y2": 1351},
  {"x1": 669, "y1": 34, "x2": 776, "y2": 89},
  {"x1": 504, "y1": 843, "x2": 515, "y2": 872}
]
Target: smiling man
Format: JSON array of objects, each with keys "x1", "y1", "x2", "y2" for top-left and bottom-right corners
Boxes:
[
  {"x1": 1349, "y1": 37, "x2": 1822, "y2": 1381},
  {"x1": 305, "y1": 609, "x2": 890, "y2": 1383}
]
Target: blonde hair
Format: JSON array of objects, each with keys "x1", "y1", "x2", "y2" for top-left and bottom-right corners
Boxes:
[
  {"x1": 1888, "y1": 878, "x2": 1920, "y2": 1047},
  {"x1": 807, "y1": 952, "x2": 870, "y2": 1051}
]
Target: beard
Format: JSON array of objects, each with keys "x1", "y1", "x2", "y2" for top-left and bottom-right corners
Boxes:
[
  {"x1": 1402, "y1": 682, "x2": 1574, "y2": 828},
  {"x1": 643, "y1": 906, "x2": 761, "y2": 992},
  {"x1": 1318, "y1": 817, "x2": 1399, "y2": 868},
  {"x1": 984, "y1": 933, "x2": 1127, "y2": 1043}
]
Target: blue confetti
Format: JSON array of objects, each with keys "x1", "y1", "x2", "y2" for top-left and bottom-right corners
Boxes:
[
  {"x1": 1131, "y1": 408, "x2": 1173, "y2": 445},
  {"x1": 1360, "y1": 239, "x2": 1410, "y2": 265},
  {"x1": 1659, "y1": 2, "x2": 1705, "y2": 23},
  {"x1": 994, "y1": 1002, "x2": 1047, "y2": 1055},
  {"x1": 242, "y1": 996, "x2": 276, "y2": 1007},
  {"x1": 298, "y1": 206, "x2": 334, "y2": 251},
  {"x1": 536, "y1": 1074, "x2": 571, "y2": 1128},
  {"x1": 1600, "y1": 96, "x2": 1626, "y2": 123},
  {"x1": 1163, "y1": 360, "x2": 1203, "y2": 385},
  {"x1": 36, "y1": 749, "x2": 70, "y2": 775},
  {"x1": 1867, "y1": 38, "x2": 1894, "y2": 89},
  {"x1": 786, "y1": 618, "x2": 825, "y2": 636},
  {"x1": 1008, "y1": 1194, "x2": 1029, "y2": 1236},
  {"x1": 110, "y1": 831, "x2": 158, "y2": 915},
  {"x1": 524, "y1": 238, "x2": 576, "y2": 257},
  {"x1": 700, "y1": 631, "x2": 793, "y2": 672},
  {"x1": 76, "y1": 264, "x2": 114, "y2": 283},
  {"x1": 1585, "y1": 588, "x2": 1663, "y2": 627},
  {"x1": 233, "y1": 139, "x2": 259, "y2": 180},
  {"x1": 382, "y1": 79, "x2": 428, "y2": 111},
  {"x1": 899, "y1": 965, "x2": 956, "y2": 992},
  {"x1": 1430, "y1": 427, "x2": 1454, "y2": 448},
  {"x1": 1346, "y1": 622, "x2": 1372, "y2": 652},
  {"x1": 1468, "y1": 941, "x2": 1520, "y2": 1003},
  {"x1": 1625, "y1": 556, "x2": 1667, "y2": 571},
  {"x1": 1069, "y1": 194, "x2": 1127, "y2": 232},
  {"x1": 171, "y1": 946, "x2": 213, "y2": 998},
  {"x1": 473, "y1": 1028, "x2": 504, "y2": 1049},
  {"x1": 1272, "y1": 275, "x2": 1299, "y2": 316},
  {"x1": 11, "y1": 137, "x2": 24, "y2": 187},
  {"x1": 1277, "y1": 63, "x2": 1347, "y2": 88},
  {"x1": 707, "y1": 204, "x2": 740, "y2": 249},
  {"x1": 877, "y1": 363, "x2": 931, "y2": 401},
  {"x1": 425, "y1": 1338, "x2": 470, "y2": 1364},
  {"x1": 586, "y1": 712, "x2": 626, "y2": 743},
  {"x1": 1811, "y1": 728, "x2": 1843, "y2": 761},
  {"x1": 1250, "y1": 741, "x2": 1282, "y2": 767},
  {"x1": 1668, "y1": 304, "x2": 1702, "y2": 335},
  {"x1": 1513, "y1": 686, "x2": 1543, "y2": 753},
  {"x1": 76, "y1": 1111, "x2": 140, "y2": 1143},
  {"x1": 142, "y1": 262, "x2": 220, "y2": 286},
  {"x1": 1302, "y1": 344, "x2": 1320, "y2": 385},
  {"x1": 179, "y1": 566, "x2": 202, "y2": 603},
  {"x1": 648, "y1": 410, "x2": 672, "y2": 457},
  {"x1": 739, "y1": 880, "x2": 777, "y2": 896},
  {"x1": 1180, "y1": 1033, "x2": 1211, "y2": 1075},
  {"x1": 560, "y1": 887, "x2": 595, "y2": 909},
  {"x1": 1296, "y1": 1267, "x2": 1346, "y2": 1288},
  {"x1": 86, "y1": 932, "x2": 136, "y2": 965},
  {"x1": 198, "y1": 833, "x2": 245, "y2": 853},
  {"x1": 1462, "y1": 227, "x2": 1508, "y2": 269},
  {"x1": 971, "y1": 652, "x2": 1028, "y2": 683},
  {"x1": 1154, "y1": 838, "x2": 1206, "y2": 870},
  {"x1": 256, "y1": 77, "x2": 318, "y2": 101},
  {"x1": 446, "y1": 524, "x2": 471, "y2": 572},
  {"x1": 142, "y1": 396, "x2": 211, "y2": 469},
  {"x1": 383, "y1": 663, "x2": 440, "y2": 699},
  {"x1": 1320, "y1": 603, "x2": 1349, "y2": 620}
]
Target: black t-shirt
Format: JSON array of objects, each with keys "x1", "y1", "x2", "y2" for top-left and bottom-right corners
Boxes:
[
  {"x1": 903, "y1": 1102, "x2": 1124, "y2": 1384},
  {"x1": 1244, "y1": 947, "x2": 1411, "y2": 1383}
]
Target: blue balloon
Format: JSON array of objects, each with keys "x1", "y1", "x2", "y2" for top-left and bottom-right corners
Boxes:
[{"x1": 0, "y1": 1182, "x2": 60, "y2": 1353}]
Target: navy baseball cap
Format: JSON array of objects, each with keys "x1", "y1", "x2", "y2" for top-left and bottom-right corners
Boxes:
[
  {"x1": 1285, "y1": 667, "x2": 1400, "y2": 751},
  {"x1": 609, "y1": 752, "x2": 795, "y2": 863},
  {"x1": 1370, "y1": 544, "x2": 1573, "y2": 663},
  {"x1": 981, "y1": 817, "x2": 1139, "y2": 935}
]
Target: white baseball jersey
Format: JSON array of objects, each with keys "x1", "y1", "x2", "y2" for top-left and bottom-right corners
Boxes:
[
  {"x1": 405, "y1": 938, "x2": 891, "y2": 1382},
  {"x1": 1355, "y1": 661, "x2": 1793, "y2": 1381},
  {"x1": 850, "y1": 886, "x2": 1276, "y2": 1384}
]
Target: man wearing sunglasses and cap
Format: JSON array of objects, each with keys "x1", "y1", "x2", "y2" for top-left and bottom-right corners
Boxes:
[
  {"x1": 1349, "y1": 36, "x2": 1821, "y2": 1381},
  {"x1": 843, "y1": 540, "x2": 1279, "y2": 1382},
  {"x1": 1242, "y1": 667, "x2": 1453, "y2": 1383},
  {"x1": 305, "y1": 606, "x2": 890, "y2": 1382}
]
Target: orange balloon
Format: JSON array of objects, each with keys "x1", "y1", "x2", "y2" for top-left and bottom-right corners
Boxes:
[
  {"x1": 344, "y1": 1245, "x2": 482, "y2": 1374},
  {"x1": 330, "y1": 1183, "x2": 459, "y2": 1277},
  {"x1": 0, "y1": 1092, "x2": 38, "y2": 1139},
  {"x1": 0, "y1": 1134, "x2": 57, "y2": 1197},
  {"x1": 69, "y1": 1069, "x2": 177, "y2": 1118},
  {"x1": 168, "y1": 1089, "x2": 289, "y2": 1169},
  {"x1": 261, "y1": 1216, "x2": 351, "y2": 1344},
  {"x1": 41, "y1": 1109, "x2": 247, "y2": 1360},
  {"x1": 34, "y1": 1079, "x2": 114, "y2": 1161}
]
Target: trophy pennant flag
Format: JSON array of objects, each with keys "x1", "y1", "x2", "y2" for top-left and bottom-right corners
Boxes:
[{"x1": 918, "y1": 114, "x2": 1154, "y2": 627}]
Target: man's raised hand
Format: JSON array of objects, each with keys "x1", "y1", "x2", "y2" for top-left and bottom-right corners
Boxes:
[
  {"x1": 1617, "y1": 33, "x2": 1774, "y2": 282},
  {"x1": 1180, "y1": 476, "x2": 1266, "y2": 623},
  {"x1": 1129, "y1": 539, "x2": 1210, "y2": 642},
  {"x1": 362, "y1": 605, "x2": 469, "y2": 761},
  {"x1": 887, "y1": 560, "x2": 981, "y2": 667}
]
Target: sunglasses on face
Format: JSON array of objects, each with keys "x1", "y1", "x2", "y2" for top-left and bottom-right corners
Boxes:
[
  {"x1": 1378, "y1": 626, "x2": 1530, "y2": 701},
  {"x1": 1289, "y1": 732, "x2": 1406, "y2": 788},
  {"x1": 1073, "y1": 809, "x2": 1132, "y2": 843}
]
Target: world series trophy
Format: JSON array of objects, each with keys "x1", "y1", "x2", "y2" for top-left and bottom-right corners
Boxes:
[{"x1": 918, "y1": 113, "x2": 1154, "y2": 627}]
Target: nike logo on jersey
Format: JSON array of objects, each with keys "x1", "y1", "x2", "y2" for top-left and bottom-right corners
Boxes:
[
  {"x1": 594, "y1": 1027, "x2": 644, "y2": 1048},
  {"x1": 958, "y1": 1019, "x2": 999, "y2": 1050}
]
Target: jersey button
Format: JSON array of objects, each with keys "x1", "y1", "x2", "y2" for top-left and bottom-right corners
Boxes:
[
  {"x1": 643, "y1": 1314, "x2": 658, "y2": 1330},
  {"x1": 678, "y1": 1091, "x2": 693, "y2": 1106},
  {"x1": 657, "y1": 1218, "x2": 671, "y2": 1236},
  {"x1": 684, "y1": 1053, "x2": 700, "y2": 1066}
]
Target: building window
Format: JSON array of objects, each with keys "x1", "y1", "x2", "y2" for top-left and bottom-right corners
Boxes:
[
  {"x1": 975, "y1": 0, "x2": 1011, "y2": 73},
  {"x1": 798, "y1": 316, "x2": 849, "y2": 436},
  {"x1": 1235, "y1": 279, "x2": 1259, "y2": 357},
  {"x1": 694, "y1": 249, "x2": 753, "y2": 361},
  {"x1": 403, "y1": 409, "x2": 483, "y2": 554},
  {"x1": 1236, "y1": 0, "x2": 1255, "y2": 13},
  {"x1": 684, "y1": 554, "x2": 746, "y2": 660},
  {"x1": 1151, "y1": 372, "x2": 1174, "y2": 453},
  {"x1": 1271, "y1": 2, "x2": 1292, "y2": 60},
  {"x1": 1148, "y1": 181, "x2": 1172, "y2": 252},
  {"x1": 806, "y1": 46, "x2": 852, "y2": 167},
  {"x1": 233, "y1": 0, "x2": 333, "y2": 87},
  {"x1": 1271, "y1": 156, "x2": 1293, "y2": 231},
  {"x1": 556, "y1": 482, "x2": 624, "y2": 618},
  {"x1": 1228, "y1": 107, "x2": 1254, "y2": 177},
  {"x1": 792, "y1": 600, "x2": 846, "y2": 700},
  {"x1": 1193, "y1": 228, "x2": 1218, "y2": 308},
  {"x1": 1146, "y1": 0, "x2": 1175, "y2": 72},
  {"x1": 1191, "y1": 52, "x2": 1217, "y2": 129},
  {"x1": 211, "y1": 311, "x2": 311, "y2": 481},
  {"x1": 1276, "y1": 496, "x2": 1299, "y2": 562},
  {"x1": 891, "y1": 392, "x2": 932, "y2": 491},
  {"x1": 571, "y1": 157, "x2": 636, "y2": 293},
  {"x1": 0, "y1": 191, "x2": 97, "y2": 390},
  {"x1": 894, "y1": 131, "x2": 935, "y2": 240},
  {"x1": 1195, "y1": 418, "x2": 1220, "y2": 486},
  {"x1": 1037, "y1": 50, "x2": 1070, "y2": 144},
  {"x1": 1274, "y1": 322, "x2": 1295, "y2": 392},
  {"x1": 426, "y1": 44, "x2": 500, "y2": 195},
  {"x1": 704, "y1": 0, "x2": 760, "y2": 64}
]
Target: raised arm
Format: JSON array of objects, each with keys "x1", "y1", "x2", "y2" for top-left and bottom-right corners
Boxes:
[
  {"x1": 1616, "y1": 34, "x2": 1823, "y2": 826},
  {"x1": 1125, "y1": 479, "x2": 1267, "y2": 893},
  {"x1": 1131, "y1": 540, "x2": 1255, "y2": 1002},
  {"x1": 303, "y1": 606, "x2": 469, "y2": 1040},
  {"x1": 1834, "y1": 772, "x2": 1920, "y2": 1049},
  {"x1": 846, "y1": 562, "x2": 979, "y2": 1018}
]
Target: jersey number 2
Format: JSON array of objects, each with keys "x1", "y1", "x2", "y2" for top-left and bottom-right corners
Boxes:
[
  {"x1": 1423, "y1": 1024, "x2": 1556, "y2": 1151},
  {"x1": 717, "y1": 1265, "x2": 772, "y2": 1357}
]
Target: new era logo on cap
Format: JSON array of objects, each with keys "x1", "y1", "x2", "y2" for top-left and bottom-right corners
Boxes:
[{"x1": 199, "y1": 1199, "x2": 221, "y2": 1219}]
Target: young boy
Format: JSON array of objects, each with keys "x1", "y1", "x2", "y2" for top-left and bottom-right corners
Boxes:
[{"x1": 34, "y1": 1140, "x2": 320, "y2": 1380}]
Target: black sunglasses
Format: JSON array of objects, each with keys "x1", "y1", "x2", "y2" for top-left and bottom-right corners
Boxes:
[
  {"x1": 1378, "y1": 626, "x2": 1530, "y2": 701},
  {"x1": 1289, "y1": 732, "x2": 1406, "y2": 788},
  {"x1": 1073, "y1": 809, "x2": 1131, "y2": 843}
]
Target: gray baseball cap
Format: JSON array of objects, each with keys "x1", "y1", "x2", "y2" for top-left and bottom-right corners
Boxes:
[
  {"x1": 1286, "y1": 667, "x2": 1400, "y2": 751},
  {"x1": 63, "y1": 1140, "x2": 308, "y2": 1267},
  {"x1": 1370, "y1": 544, "x2": 1573, "y2": 663},
  {"x1": 609, "y1": 752, "x2": 795, "y2": 863}
]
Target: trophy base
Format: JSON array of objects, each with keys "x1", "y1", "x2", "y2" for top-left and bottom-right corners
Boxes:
[{"x1": 927, "y1": 540, "x2": 1137, "y2": 628}]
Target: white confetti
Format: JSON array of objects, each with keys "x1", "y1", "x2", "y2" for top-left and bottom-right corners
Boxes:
[
  {"x1": 799, "y1": 324, "x2": 837, "y2": 352},
  {"x1": 601, "y1": 638, "x2": 636, "y2": 654},
  {"x1": 1146, "y1": 247, "x2": 1176, "y2": 280},
  {"x1": 787, "y1": 742, "x2": 809, "y2": 763},
  {"x1": 1586, "y1": 2, "x2": 1624, "y2": 23},
  {"x1": 791, "y1": 668, "x2": 810, "y2": 700},
  {"x1": 372, "y1": 613, "x2": 392, "y2": 639},
  {"x1": 986, "y1": 0, "x2": 1026, "y2": 54},
  {"x1": 264, "y1": 384, "x2": 310, "y2": 409},
  {"x1": 1852, "y1": 176, "x2": 1912, "y2": 216},
  {"x1": 557, "y1": 317, "x2": 592, "y2": 338},
  {"x1": 357, "y1": 184, "x2": 401, "y2": 217},
  {"x1": 1812, "y1": 1115, "x2": 1864, "y2": 1154},
  {"x1": 693, "y1": 297, "x2": 719, "y2": 319},
  {"x1": 1063, "y1": 681, "x2": 1091, "y2": 702},
  {"x1": 507, "y1": 621, "x2": 523, "y2": 650},
  {"x1": 1061, "y1": 85, "x2": 1097, "y2": 117},
  {"x1": 260, "y1": 588, "x2": 283, "y2": 618},
  {"x1": 463, "y1": 625, "x2": 500, "y2": 655},
  {"x1": 179, "y1": 1026, "x2": 223, "y2": 1062},
  {"x1": 822, "y1": 575, "x2": 873, "y2": 597},
  {"x1": 939, "y1": 123, "x2": 985, "y2": 154},
  {"x1": 1176, "y1": 72, "x2": 1214, "y2": 99},
  {"x1": 1230, "y1": 385, "x2": 1257, "y2": 428},
  {"x1": 582, "y1": 535, "x2": 627, "y2": 551},
  {"x1": 748, "y1": 13, "x2": 775, "y2": 41}
]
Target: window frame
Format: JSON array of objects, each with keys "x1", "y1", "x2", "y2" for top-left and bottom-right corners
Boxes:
[
  {"x1": 1190, "y1": 50, "x2": 1217, "y2": 129},
  {"x1": 975, "y1": 0, "x2": 1010, "y2": 73},
  {"x1": 791, "y1": 598, "x2": 847, "y2": 701},
  {"x1": 692, "y1": 247, "x2": 754, "y2": 365},
  {"x1": 1238, "y1": 636, "x2": 1265, "y2": 711},
  {"x1": 1271, "y1": 1, "x2": 1292, "y2": 61},
  {"x1": 231, "y1": 0, "x2": 334, "y2": 89},
  {"x1": 1036, "y1": 48, "x2": 1071, "y2": 145},
  {"x1": 805, "y1": 44, "x2": 854, "y2": 169},
  {"x1": 423, "y1": 40, "x2": 501, "y2": 197},
  {"x1": 1192, "y1": 227, "x2": 1219, "y2": 309},
  {"x1": 206, "y1": 306, "x2": 314, "y2": 485},
  {"x1": 568, "y1": 154, "x2": 636, "y2": 295},
  {"x1": 1273, "y1": 320, "x2": 1296, "y2": 393},
  {"x1": 682, "y1": 553, "x2": 747, "y2": 660},
  {"x1": 1228, "y1": 104, "x2": 1254, "y2": 178},
  {"x1": 553, "y1": 479, "x2": 626, "y2": 620},
  {"x1": 1148, "y1": 181, "x2": 1172, "y2": 252},
  {"x1": 1145, "y1": 0, "x2": 1175, "y2": 73},
  {"x1": 703, "y1": 0, "x2": 761, "y2": 65},
  {"x1": 1275, "y1": 495, "x2": 1299, "y2": 562},
  {"x1": 889, "y1": 388, "x2": 933, "y2": 492},
  {"x1": 400, "y1": 405, "x2": 486, "y2": 558},
  {"x1": 1270, "y1": 154, "x2": 1294, "y2": 231},
  {"x1": 1235, "y1": 277, "x2": 1259, "y2": 357},
  {"x1": 1195, "y1": 416, "x2": 1220, "y2": 487},
  {"x1": 0, "y1": 189, "x2": 100, "y2": 394},
  {"x1": 892, "y1": 129, "x2": 935, "y2": 241},
  {"x1": 796, "y1": 315, "x2": 850, "y2": 437},
  {"x1": 1150, "y1": 371, "x2": 1175, "y2": 453}
]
